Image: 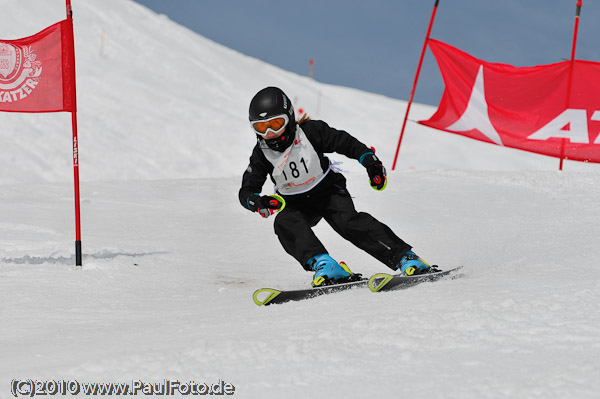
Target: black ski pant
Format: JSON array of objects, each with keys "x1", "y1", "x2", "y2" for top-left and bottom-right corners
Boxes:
[{"x1": 273, "y1": 188, "x2": 411, "y2": 271}]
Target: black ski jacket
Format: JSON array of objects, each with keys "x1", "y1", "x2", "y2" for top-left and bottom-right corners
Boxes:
[{"x1": 239, "y1": 119, "x2": 372, "y2": 209}]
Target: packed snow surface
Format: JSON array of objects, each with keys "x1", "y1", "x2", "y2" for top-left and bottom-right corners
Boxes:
[{"x1": 1, "y1": 1, "x2": 599, "y2": 398}]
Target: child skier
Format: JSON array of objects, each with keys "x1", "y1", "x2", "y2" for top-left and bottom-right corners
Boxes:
[{"x1": 239, "y1": 87, "x2": 431, "y2": 287}]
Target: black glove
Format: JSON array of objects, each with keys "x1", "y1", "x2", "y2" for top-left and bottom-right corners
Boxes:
[
  {"x1": 246, "y1": 194, "x2": 285, "y2": 218},
  {"x1": 360, "y1": 152, "x2": 387, "y2": 191}
]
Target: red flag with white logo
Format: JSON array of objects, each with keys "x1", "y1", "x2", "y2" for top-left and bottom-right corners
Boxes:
[
  {"x1": 0, "y1": 19, "x2": 75, "y2": 113},
  {"x1": 420, "y1": 39, "x2": 600, "y2": 163}
]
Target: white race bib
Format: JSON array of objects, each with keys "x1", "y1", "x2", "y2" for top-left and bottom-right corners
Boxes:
[{"x1": 261, "y1": 126, "x2": 329, "y2": 195}]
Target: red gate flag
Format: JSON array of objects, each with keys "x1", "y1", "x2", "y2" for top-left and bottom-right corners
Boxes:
[
  {"x1": 420, "y1": 39, "x2": 600, "y2": 163},
  {"x1": 1, "y1": 8, "x2": 81, "y2": 267},
  {"x1": 0, "y1": 19, "x2": 75, "y2": 113}
]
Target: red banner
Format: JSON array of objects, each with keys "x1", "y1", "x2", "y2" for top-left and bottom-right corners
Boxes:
[
  {"x1": 420, "y1": 39, "x2": 600, "y2": 163},
  {"x1": 0, "y1": 19, "x2": 75, "y2": 113}
]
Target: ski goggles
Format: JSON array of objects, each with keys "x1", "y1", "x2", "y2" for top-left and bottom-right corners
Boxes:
[{"x1": 250, "y1": 114, "x2": 289, "y2": 136}]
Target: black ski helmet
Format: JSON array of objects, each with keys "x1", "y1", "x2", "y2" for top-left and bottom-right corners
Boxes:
[{"x1": 249, "y1": 87, "x2": 296, "y2": 152}]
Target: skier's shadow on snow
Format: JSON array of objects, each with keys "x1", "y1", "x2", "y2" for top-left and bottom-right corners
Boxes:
[{"x1": 1, "y1": 251, "x2": 168, "y2": 265}]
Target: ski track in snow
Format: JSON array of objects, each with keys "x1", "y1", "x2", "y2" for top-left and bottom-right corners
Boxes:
[{"x1": 1, "y1": 173, "x2": 599, "y2": 398}]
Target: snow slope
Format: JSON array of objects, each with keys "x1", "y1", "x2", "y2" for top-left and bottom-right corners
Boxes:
[
  {"x1": 0, "y1": 0, "x2": 595, "y2": 186},
  {"x1": 1, "y1": 1, "x2": 599, "y2": 398}
]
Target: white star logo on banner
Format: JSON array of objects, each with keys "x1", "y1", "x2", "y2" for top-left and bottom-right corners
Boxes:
[{"x1": 445, "y1": 65, "x2": 504, "y2": 146}]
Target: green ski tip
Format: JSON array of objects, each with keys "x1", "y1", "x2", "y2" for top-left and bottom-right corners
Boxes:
[
  {"x1": 253, "y1": 288, "x2": 282, "y2": 306},
  {"x1": 368, "y1": 273, "x2": 394, "y2": 292}
]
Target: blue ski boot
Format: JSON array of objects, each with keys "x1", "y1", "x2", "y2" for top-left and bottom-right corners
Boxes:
[
  {"x1": 396, "y1": 250, "x2": 431, "y2": 276},
  {"x1": 308, "y1": 254, "x2": 353, "y2": 287}
]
